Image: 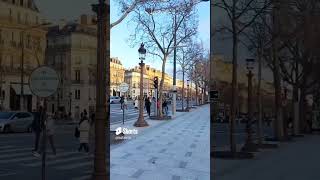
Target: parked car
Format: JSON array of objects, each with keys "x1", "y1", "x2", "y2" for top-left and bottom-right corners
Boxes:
[
  {"x1": 0, "y1": 112, "x2": 34, "y2": 133},
  {"x1": 110, "y1": 96, "x2": 121, "y2": 104}
]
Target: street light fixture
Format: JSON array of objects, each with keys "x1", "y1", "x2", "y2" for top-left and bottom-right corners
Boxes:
[
  {"x1": 144, "y1": 0, "x2": 209, "y2": 118},
  {"x1": 242, "y1": 58, "x2": 258, "y2": 152},
  {"x1": 134, "y1": 43, "x2": 149, "y2": 127}
]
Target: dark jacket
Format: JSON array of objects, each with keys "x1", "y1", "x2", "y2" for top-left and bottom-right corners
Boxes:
[
  {"x1": 145, "y1": 99, "x2": 151, "y2": 107},
  {"x1": 32, "y1": 112, "x2": 42, "y2": 133}
]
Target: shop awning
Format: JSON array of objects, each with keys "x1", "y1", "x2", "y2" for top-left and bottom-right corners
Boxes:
[{"x1": 11, "y1": 84, "x2": 32, "y2": 95}]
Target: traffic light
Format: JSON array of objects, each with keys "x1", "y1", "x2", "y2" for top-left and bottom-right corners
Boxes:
[{"x1": 153, "y1": 76, "x2": 158, "y2": 89}]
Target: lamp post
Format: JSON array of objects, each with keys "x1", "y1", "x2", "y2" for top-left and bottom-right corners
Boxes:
[
  {"x1": 242, "y1": 58, "x2": 257, "y2": 152},
  {"x1": 134, "y1": 43, "x2": 149, "y2": 127},
  {"x1": 145, "y1": 0, "x2": 210, "y2": 118},
  {"x1": 92, "y1": 1, "x2": 108, "y2": 179},
  {"x1": 187, "y1": 79, "x2": 190, "y2": 111}
]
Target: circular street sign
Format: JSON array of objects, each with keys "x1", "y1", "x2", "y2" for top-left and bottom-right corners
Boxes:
[
  {"x1": 29, "y1": 66, "x2": 60, "y2": 98},
  {"x1": 119, "y1": 83, "x2": 129, "y2": 93}
]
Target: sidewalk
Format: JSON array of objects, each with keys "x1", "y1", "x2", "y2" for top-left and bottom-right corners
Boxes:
[
  {"x1": 110, "y1": 105, "x2": 210, "y2": 180},
  {"x1": 214, "y1": 134, "x2": 320, "y2": 180}
]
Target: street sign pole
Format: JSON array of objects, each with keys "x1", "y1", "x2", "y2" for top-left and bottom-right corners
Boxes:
[
  {"x1": 155, "y1": 89, "x2": 158, "y2": 117},
  {"x1": 41, "y1": 99, "x2": 47, "y2": 180},
  {"x1": 119, "y1": 83, "x2": 129, "y2": 124},
  {"x1": 29, "y1": 66, "x2": 59, "y2": 180}
]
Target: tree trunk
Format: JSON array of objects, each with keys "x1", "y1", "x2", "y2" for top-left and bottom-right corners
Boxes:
[
  {"x1": 182, "y1": 70, "x2": 185, "y2": 110},
  {"x1": 257, "y1": 50, "x2": 263, "y2": 145},
  {"x1": 292, "y1": 60, "x2": 300, "y2": 135},
  {"x1": 196, "y1": 84, "x2": 199, "y2": 106},
  {"x1": 159, "y1": 57, "x2": 167, "y2": 118},
  {"x1": 299, "y1": 87, "x2": 306, "y2": 133},
  {"x1": 272, "y1": 4, "x2": 284, "y2": 140},
  {"x1": 230, "y1": 25, "x2": 238, "y2": 154}
]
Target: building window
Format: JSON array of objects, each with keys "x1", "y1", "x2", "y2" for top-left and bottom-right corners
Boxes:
[
  {"x1": 75, "y1": 70, "x2": 80, "y2": 82},
  {"x1": 9, "y1": 9, "x2": 12, "y2": 21},
  {"x1": 10, "y1": 56, "x2": 13, "y2": 69},
  {"x1": 75, "y1": 90, "x2": 80, "y2": 99},
  {"x1": 17, "y1": 12, "x2": 21, "y2": 23},
  {"x1": 25, "y1": 14, "x2": 28, "y2": 24},
  {"x1": 51, "y1": 104, "x2": 55, "y2": 114},
  {"x1": 12, "y1": 0, "x2": 15, "y2": 4},
  {"x1": 27, "y1": 0, "x2": 31, "y2": 8},
  {"x1": 20, "y1": 0, "x2": 23, "y2": 6}
]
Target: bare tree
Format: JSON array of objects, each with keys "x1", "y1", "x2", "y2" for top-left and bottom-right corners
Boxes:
[
  {"x1": 177, "y1": 41, "x2": 203, "y2": 110},
  {"x1": 128, "y1": 0, "x2": 198, "y2": 118},
  {"x1": 214, "y1": 0, "x2": 271, "y2": 153},
  {"x1": 111, "y1": 0, "x2": 169, "y2": 29}
]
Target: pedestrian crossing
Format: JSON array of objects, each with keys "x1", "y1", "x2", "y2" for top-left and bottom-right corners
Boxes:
[{"x1": 0, "y1": 145, "x2": 98, "y2": 180}]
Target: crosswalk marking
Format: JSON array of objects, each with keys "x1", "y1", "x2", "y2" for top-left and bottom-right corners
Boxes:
[
  {"x1": 0, "y1": 151, "x2": 32, "y2": 159},
  {"x1": 71, "y1": 175, "x2": 91, "y2": 180},
  {"x1": 24, "y1": 151, "x2": 84, "y2": 167},
  {"x1": 57, "y1": 161, "x2": 92, "y2": 170},
  {"x1": 0, "y1": 145, "x2": 103, "y2": 177},
  {"x1": 0, "y1": 147, "x2": 32, "y2": 154},
  {"x1": 0, "y1": 145, "x2": 14, "y2": 150}
]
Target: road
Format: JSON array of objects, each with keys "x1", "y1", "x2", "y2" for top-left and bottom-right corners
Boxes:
[
  {"x1": 0, "y1": 127, "x2": 94, "y2": 180},
  {"x1": 213, "y1": 123, "x2": 274, "y2": 148},
  {"x1": 110, "y1": 100, "x2": 197, "y2": 124}
]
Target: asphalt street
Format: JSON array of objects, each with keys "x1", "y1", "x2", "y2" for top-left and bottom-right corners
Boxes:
[
  {"x1": 110, "y1": 100, "x2": 197, "y2": 124},
  {"x1": 0, "y1": 100, "x2": 199, "y2": 179}
]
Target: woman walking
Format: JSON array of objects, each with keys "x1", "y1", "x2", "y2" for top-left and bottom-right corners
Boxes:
[
  {"x1": 78, "y1": 110, "x2": 90, "y2": 153},
  {"x1": 134, "y1": 97, "x2": 139, "y2": 109},
  {"x1": 145, "y1": 97, "x2": 151, "y2": 117},
  {"x1": 162, "y1": 99, "x2": 169, "y2": 116},
  {"x1": 46, "y1": 112, "x2": 57, "y2": 155}
]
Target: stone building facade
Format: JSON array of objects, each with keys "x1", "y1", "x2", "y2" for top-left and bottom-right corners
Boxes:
[{"x1": 0, "y1": 0, "x2": 46, "y2": 111}]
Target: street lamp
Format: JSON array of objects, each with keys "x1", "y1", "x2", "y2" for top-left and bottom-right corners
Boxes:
[
  {"x1": 242, "y1": 58, "x2": 257, "y2": 152},
  {"x1": 145, "y1": 0, "x2": 210, "y2": 118},
  {"x1": 187, "y1": 79, "x2": 190, "y2": 111},
  {"x1": 134, "y1": 43, "x2": 149, "y2": 127}
]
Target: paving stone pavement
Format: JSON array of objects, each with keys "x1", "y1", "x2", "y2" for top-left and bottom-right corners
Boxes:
[{"x1": 110, "y1": 105, "x2": 210, "y2": 180}]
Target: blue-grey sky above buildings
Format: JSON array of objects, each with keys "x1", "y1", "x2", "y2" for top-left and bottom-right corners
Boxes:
[
  {"x1": 34, "y1": 0, "x2": 271, "y2": 80},
  {"x1": 34, "y1": 0, "x2": 210, "y2": 77}
]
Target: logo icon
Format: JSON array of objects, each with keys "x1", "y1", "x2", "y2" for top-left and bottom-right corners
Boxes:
[{"x1": 115, "y1": 127, "x2": 122, "y2": 135}]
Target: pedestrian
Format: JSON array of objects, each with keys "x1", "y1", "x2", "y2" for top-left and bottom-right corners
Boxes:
[
  {"x1": 32, "y1": 106, "x2": 43, "y2": 155},
  {"x1": 134, "y1": 97, "x2": 139, "y2": 109},
  {"x1": 162, "y1": 99, "x2": 168, "y2": 116},
  {"x1": 145, "y1": 97, "x2": 151, "y2": 117},
  {"x1": 123, "y1": 96, "x2": 128, "y2": 110},
  {"x1": 33, "y1": 110, "x2": 57, "y2": 157},
  {"x1": 78, "y1": 110, "x2": 90, "y2": 153},
  {"x1": 89, "y1": 112, "x2": 95, "y2": 155},
  {"x1": 46, "y1": 112, "x2": 57, "y2": 155}
]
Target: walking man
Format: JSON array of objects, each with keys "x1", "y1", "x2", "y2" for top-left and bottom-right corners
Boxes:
[
  {"x1": 32, "y1": 106, "x2": 43, "y2": 155},
  {"x1": 145, "y1": 97, "x2": 151, "y2": 117},
  {"x1": 78, "y1": 110, "x2": 90, "y2": 153},
  {"x1": 46, "y1": 112, "x2": 57, "y2": 155}
]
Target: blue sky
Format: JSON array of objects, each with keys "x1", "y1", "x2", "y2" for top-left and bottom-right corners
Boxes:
[
  {"x1": 35, "y1": 0, "x2": 210, "y2": 77},
  {"x1": 110, "y1": 1, "x2": 210, "y2": 75}
]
